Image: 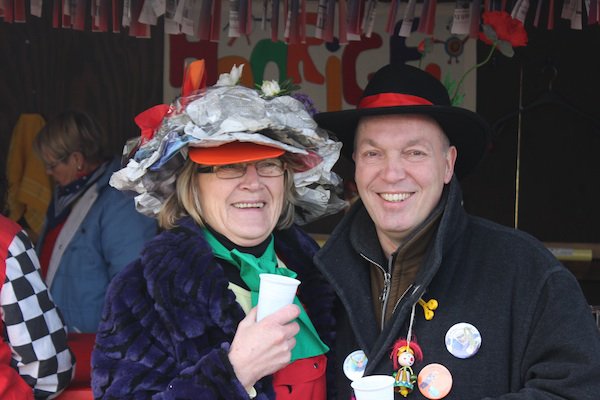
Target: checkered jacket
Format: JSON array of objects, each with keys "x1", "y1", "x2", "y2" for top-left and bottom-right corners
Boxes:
[{"x1": 1, "y1": 215, "x2": 74, "y2": 398}]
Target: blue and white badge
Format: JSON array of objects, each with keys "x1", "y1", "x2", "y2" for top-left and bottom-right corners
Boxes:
[
  {"x1": 343, "y1": 350, "x2": 368, "y2": 381},
  {"x1": 445, "y1": 322, "x2": 482, "y2": 359}
]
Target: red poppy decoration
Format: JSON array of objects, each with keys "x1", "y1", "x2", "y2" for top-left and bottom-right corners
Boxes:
[
  {"x1": 450, "y1": 11, "x2": 528, "y2": 105},
  {"x1": 479, "y1": 11, "x2": 528, "y2": 48}
]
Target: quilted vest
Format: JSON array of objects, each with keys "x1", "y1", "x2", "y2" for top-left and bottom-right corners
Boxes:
[{"x1": 0, "y1": 215, "x2": 35, "y2": 399}]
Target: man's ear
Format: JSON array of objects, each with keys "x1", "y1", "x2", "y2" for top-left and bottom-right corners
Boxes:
[{"x1": 444, "y1": 146, "x2": 457, "y2": 183}]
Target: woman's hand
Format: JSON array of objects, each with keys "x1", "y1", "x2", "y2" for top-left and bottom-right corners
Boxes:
[{"x1": 228, "y1": 304, "x2": 300, "y2": 390}]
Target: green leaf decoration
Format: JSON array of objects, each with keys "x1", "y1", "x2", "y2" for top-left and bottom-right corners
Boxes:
[
  {"x1": 443, "y1": 72, "x2": 464, "y2": 106},
  {"x1": 482, "y1": 24, "x2": 497, "y2": 42},
  {"x1": 496, "y1": 40, "x2": 515, "y2": 57},
  {"x1": 423, "y1": 37, "x2": 435, "y2": 54}
]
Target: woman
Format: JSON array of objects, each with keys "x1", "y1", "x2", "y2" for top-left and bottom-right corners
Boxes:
[
  {"x1": 33, "y1": 111, "x2": 157, "y2": 333},
  {"x1": 92, "y1": 65, "x2": 346, "y2": 399},
  {"x1": 0, "y1": 172, "x2": 75, "y2": 398}
]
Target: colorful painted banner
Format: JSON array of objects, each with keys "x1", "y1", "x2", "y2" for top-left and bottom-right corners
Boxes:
[{"x1": 164, "y1": 2, "x2": 477, "y2": 113}]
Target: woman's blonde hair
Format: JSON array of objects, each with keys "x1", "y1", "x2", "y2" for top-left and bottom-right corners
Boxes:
[
  {"x1": 158, "y1": 154, "x2": 298, "y2": 231},
  {"x1": 33, "y1": 110, "x2": 109, "y2": 163}
]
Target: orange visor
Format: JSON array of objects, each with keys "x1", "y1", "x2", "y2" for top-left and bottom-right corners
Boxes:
[{"x1": 188, "y1": 141, "x2": 285, "y2": 165}]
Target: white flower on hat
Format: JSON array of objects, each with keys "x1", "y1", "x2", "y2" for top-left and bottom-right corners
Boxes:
[
  {"x1": 260, "y1": 80, "x2": 281, "y2": 97},
  {"x1": 216, "y1": 64, "x2": 244, "y2": 86}
]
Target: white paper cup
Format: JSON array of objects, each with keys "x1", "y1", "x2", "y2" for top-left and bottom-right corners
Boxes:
[
  {"x1": 351, "y1": 375, "x2": 395, "y2": 400},
  {"x1": 256, "y1": 274, "x2": 300, "y2": 321}
]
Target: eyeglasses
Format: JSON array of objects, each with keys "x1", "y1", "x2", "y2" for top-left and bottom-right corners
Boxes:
[
  {"x1": 43, "y1": 155, "x2": 68, "y2": 171},
  {"x1": 196, "y1": 158, "x2": 285, "y2": 179}
]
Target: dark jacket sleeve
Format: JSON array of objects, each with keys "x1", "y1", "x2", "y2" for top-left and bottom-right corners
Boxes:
[{"x1": 487, "y1": 267, "x2": 600, "y2": 400}]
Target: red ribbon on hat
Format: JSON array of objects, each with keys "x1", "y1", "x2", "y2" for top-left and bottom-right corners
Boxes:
[
  {"x1": 358, "y1": 93, "x2": 433, "y2": 109},
  {"x1": 133, "y1": 59, "x2": 207, "y2": 144},
  {"x1": 134, "y1": 104, "x2": 171, "y2": 144}
]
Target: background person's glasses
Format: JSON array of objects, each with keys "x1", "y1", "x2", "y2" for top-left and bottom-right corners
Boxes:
[
  {"x1": 43, "y1": 155, "x2": 68, "y2": 171},
  {"x1": 196, "y1": 159, "x2": 285, "y2": 179}
]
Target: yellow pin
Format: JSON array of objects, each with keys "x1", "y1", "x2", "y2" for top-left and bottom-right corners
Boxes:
[{"x1": 418, "y1": 298, "x2": 438, "y2": 320}]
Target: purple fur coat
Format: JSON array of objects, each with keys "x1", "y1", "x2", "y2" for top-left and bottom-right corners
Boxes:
[{"x1": 91, "y1": 217, "x2": 336, "y2": 399}]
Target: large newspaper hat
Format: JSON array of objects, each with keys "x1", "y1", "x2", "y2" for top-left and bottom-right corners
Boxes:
[{"x1": 111, "y1": 62, "x2": 346, "y2": 224}]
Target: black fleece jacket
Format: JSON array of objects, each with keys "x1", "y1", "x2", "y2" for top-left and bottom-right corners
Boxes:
[{"x1": 315, "y1": 177, "x2": 600, "y2": 400}]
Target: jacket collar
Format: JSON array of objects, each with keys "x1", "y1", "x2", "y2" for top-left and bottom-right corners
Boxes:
[{"x1": 315, "y1": 202, "x2": 381, "y2": 352}]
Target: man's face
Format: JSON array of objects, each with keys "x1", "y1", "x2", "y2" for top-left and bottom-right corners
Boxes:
[{"x1": 353, "y1": 114, "x2": 457, "y2": 256}]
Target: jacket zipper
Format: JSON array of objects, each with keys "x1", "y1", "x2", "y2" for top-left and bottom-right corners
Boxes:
[
  {"x1": 392, "y1": 284, "x2": 419, "y2": 316},
  {"x1": 360, "y1": 253, "x2": 393, "y2": 331},
  {"x1": 360, "y1": 254, "x2": 424, "y2": 330},
  {"x1": 380, "y1": 256, "x2": 395, "y2": 330}
]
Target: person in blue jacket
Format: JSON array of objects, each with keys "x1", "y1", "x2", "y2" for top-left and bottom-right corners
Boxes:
[{"x1": 33, "y1": 110, "x2": 157, "y2": 333}]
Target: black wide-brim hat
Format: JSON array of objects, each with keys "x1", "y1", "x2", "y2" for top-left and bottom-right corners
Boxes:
[{"x1": 314, "y1": 63, "x2": 491, "y2": 179}]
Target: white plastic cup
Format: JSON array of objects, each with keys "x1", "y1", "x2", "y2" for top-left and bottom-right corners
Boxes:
[
  {"x1": 351, "y1": 375, "x2": 395, "y2": 400},
  {"x1": 256, "y1": 274, "x2": 301, "y2": 321}
]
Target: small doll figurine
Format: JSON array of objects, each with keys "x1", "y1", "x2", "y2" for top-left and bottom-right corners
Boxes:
[{"x1": 390, "y1": 338, "x2": 423, "y2": 397}]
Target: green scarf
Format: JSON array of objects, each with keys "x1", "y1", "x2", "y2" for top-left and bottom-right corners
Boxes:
[{"x1": 204, "y1": 229, "x2": 329, "y2": 361}]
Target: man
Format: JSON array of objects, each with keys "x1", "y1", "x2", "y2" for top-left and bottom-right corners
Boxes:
[{"x1": 314, "y1": 63, "x2": 600, "y2": 399}]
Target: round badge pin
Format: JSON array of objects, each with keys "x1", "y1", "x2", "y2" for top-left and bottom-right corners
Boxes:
[
  {"x1": 445, "y1": 322, "x2": 482, "y2": 359},
  {"x1": 343, "y1": 350, "x2": 368, "y2": 381},
  {"x1": 417, "y1": 363, "x2": 453, "y2": 399}
]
